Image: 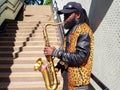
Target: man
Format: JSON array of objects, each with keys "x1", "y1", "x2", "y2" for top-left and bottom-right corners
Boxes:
[{"x1": 44, "y1": 2, "x2": 94, "y2": 90}]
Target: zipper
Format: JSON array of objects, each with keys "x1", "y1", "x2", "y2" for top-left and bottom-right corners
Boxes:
[{"x1": 78, "y1": 67, "x2": 84, "y2": 81}]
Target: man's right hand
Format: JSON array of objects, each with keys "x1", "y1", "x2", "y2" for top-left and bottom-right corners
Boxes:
[{"x1": 55, "y1": 68, "x2": 59, "y2": 74}]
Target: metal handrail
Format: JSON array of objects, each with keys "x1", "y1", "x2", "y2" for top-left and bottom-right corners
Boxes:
[
  {"x1": 20, "y1": 0, "x2": 27, "y2": 9},
  {"x1": 51, "y1": 0, "x2": 64, "y2": 47},
  {"x1": 53, "y1": 1, "x2": 65, "y2": 35},
  {"x1": 0, "y1": 0, "x2": 21, "y2": 16},
  {"x1": 91, "y1": 73, "x2": 110, "y2": 90}
]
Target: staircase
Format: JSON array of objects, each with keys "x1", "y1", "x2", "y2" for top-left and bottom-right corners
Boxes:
[{"x1": 0, "y1": 5, "x2": 63, "y2": 90}]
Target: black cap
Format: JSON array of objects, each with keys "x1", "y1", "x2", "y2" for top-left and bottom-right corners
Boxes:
[{"x1": 57, "y1": 2, "x2": 82, "y2": 14}]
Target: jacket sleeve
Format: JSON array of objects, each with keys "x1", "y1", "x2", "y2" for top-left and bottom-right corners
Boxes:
[{"x1": 52, "y1": 33, "x2": 90, "y2": 66}]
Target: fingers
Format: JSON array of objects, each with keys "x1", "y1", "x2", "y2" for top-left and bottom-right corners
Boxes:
[
  {"x1": 51, "y1": 46, "x2": 55, "y2": 49},
  {"x1": 55, "y1": 68, "x2": 59, "y2": 72},
  {"x1": 55, "y1": 68, "x2": 59, "y2": 74},
  {"x1": 44, "y1": 49, "x2": 48, "y2": 55},
  {"x1": 44, "y1": 47, "x2": 49, "y2": 55},
  {"x1": 44, "y1": 50, "x2": 47, "y2": 55},
  {"x1": 44, "y1": 46, "x2": 54, "y2": 56}
]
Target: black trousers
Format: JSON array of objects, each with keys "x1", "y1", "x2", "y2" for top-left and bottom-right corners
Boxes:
[{"x1": 75, "y1": 85, "x2": 89, "y2": 90}]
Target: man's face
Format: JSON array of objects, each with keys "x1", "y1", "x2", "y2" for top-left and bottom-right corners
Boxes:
[
  {"x1": 64, "y1": 13, "x2": 76, "y2": 21},
  {"x1": 64, "y1": 13, "x2": 77, "y2": 29},
  {"x1": 64, "y1": 13, "x2": 72, "y2": 21}
]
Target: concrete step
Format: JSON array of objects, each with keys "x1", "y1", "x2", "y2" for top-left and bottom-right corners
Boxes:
[
  {"x1": 4, "y1": 28, "x2": 57, "y2": 33},
  {"x1": 0, "y1": 81, "x2": 63, "y2": 90},
  {"x1": 0, "y1": 51, "x2": 61, "y2": 58},
  {"x1": 0, "y1": 72, "x2": 43, "y2": 79},
  {"x1": 24, "y1": 15, "x2": 53, "y2": 19},
  {"x1": 0, "y1": 51, "x2": 44, "y2": 58},
  {"x1": 0, "y1": 46, "x2": 60, "y2": 52},
  {"x1": 0, "y1": 32, "x2": 32, "y2": 37},
  {"x1": 0, "y1": 57, "x2": 60, "y2": 64},
  {"x1": 0, "y1": 64, "x2": 37, "y2": 72},
  {"x1": 0, "y1": 4, "x2": 63, "y2": 90},
  {"x1": 0, "y1": 41, "x2": 60, "y2": 47},
  {"x1": 6, "y1": 20, "x2": 40, "y2": 23},
  {"x1": 5, "y1": 25, "x2": 39, "y2": 29},
  {"x1": 0, "y1": 61, "x2": 60, "y2": 71},
  {"x1": 5, "y1": 25, "x2": 58, "y2": 31},
  {"x1": 6, "y1": 23, "x2": 39, "y2": 27},
  {"x1": 4, "y1": 29, "x2": 35, "y2": 33},
  {"x1": 6, "y1": 22, "x2": 40, "y2": 26},
  {"x1": 0, "y1": 71, "x2": 62, "y2": 80},
  {"x1": 0, "y1": 46, "x2": 43, "y2": 51},
  {"x1": 0, "y1": 57, "x2": 38, "y2": 64},
  {"x1": 0, "y1": 32, "x2": 57, "y2": 37},
  {"x1": 0, "y1": 36, "x2": 59, "y2": 41},
  {"x1": 24, "y1": 5, "x2": 52, "y2": 14},
  {"x1": 23, "y1": 17, "x2": 53, "y2": 22}
]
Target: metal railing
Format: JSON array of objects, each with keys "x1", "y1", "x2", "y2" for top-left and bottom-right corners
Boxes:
[
  {"x1": 91, "y1": 73, "x2": 110, "y2": 90},
  {"x1": 51, "y1": 0, "x2": 110, "y2": 90},
  {"x1": 51, "y1": 0, "x2": 65, "y2": 47}
]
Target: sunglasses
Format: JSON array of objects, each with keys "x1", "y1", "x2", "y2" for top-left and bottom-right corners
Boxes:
[{"x1": 64, "y1": 13, "x2": 73, "y2": 21}]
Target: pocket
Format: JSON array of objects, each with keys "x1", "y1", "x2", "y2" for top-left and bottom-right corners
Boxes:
[
  {"x1": 68, "y1": 67, "x2": 83, "y2": 86},
  {"x1": 78, "y1": 67, "x2": 84, "y2": 81}
]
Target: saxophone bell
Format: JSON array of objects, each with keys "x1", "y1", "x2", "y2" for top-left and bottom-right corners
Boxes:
[{"x1": 34, "y1": 58, "x2": 44, "y2": 71}]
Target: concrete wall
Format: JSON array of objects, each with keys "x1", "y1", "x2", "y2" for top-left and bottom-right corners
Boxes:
[
  {"x1": 91, "y1": 0, "x2": 120, "y2": 90},
  {"x1": 0, "y1": 0, "x2": 23, "y2": 26},
  {"x1": 89, "y1": 0, "x2": 113, "y2": 32},
  {"x1": 53, "y1": 0, "x2": 120, "y2": 90}
]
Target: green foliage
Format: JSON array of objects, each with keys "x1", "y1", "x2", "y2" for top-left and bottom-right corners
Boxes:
[{"x1": 44, "y1": 0, "x2": 52, "y2": 5}]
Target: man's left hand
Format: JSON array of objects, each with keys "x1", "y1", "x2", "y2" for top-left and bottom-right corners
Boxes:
[{"x1": 44, "y1": 46, "x2": 55, "y2": 56}]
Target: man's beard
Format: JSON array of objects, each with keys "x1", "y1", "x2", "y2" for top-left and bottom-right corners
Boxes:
[{"x1": 64, "y1": 17, "x2": 76, "y2": 29}]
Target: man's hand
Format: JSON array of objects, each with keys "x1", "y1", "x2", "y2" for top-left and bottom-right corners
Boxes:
[
  {"x1": 44, "y1": 46, "x2": 55, "y2": 56},
  {"x1": 55, "y1": 68, "x2": 59, "y2": 73}
]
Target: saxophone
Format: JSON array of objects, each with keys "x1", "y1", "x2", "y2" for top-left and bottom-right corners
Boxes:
[{"x1": 34, "y1": 22, "x2": 64, "y2": 90}]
